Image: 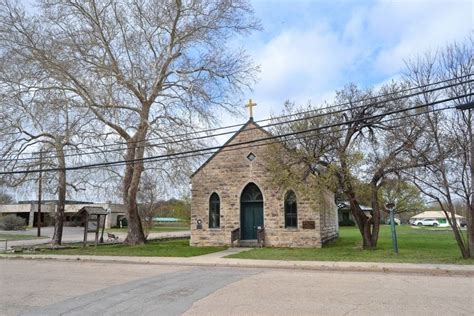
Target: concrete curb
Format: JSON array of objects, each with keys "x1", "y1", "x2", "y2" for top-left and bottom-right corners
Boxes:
[{"x1": 1, "y1": 254, "x2": 473, "y2": 277}]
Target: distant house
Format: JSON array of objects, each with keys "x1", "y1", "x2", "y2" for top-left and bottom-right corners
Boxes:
[
  {"x1": 409, "y1": 211, "x2": 465, "y2": 227},
  {"x1": 0, "y1": 200, "x2": 126, "y2": 229},
  {"x1": 337, "y1": 201, "x2": 372, "y2": 226}
]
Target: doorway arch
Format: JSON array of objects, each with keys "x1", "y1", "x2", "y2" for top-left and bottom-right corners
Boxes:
[{"x1": 240, "y1": 183, "x2": 264, "y2": 240}]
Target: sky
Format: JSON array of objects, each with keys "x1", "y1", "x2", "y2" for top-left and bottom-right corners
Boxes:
[
  {"x1": 6, "y1": 0, "x2": 473, "y2": 202},
  {"x1": 17, "y1": 0, "x2": 474, "y2": 129},
  {"x1": 224, "y1": 0, "x2": 473, "y2": 124}
]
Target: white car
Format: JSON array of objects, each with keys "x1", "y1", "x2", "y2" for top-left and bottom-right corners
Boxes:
[{"x1": 412, "y1": 218, "x2": 440, "y2": 227}]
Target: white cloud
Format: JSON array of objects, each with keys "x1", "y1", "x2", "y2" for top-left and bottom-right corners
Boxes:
[
  {"x1": 257, "y1": 24, "x2": 350, "y2": 93},
  {"x1": 368, "y1": 0, "x2": 473, "y2": 75},
  {"x1": 250, "y1": 23, "x2": 360, "y2": 120},
  {"x1": 246, "y1": 0, "x2": 472, "y2": 121}
]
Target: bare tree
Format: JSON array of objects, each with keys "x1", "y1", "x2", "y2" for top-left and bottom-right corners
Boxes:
[
  {"x1": 0, "y1": 191, "x2": 13, "y2": 204},
  {"x1": 379, "y1": 179, "x2": 426, "y2": 222},
  {"x1": 137, "y1": 171, "x2": 161, "y2": 238},
  {"x1": 270, "y1": 82, "x2": 430, "y2": 249},
  {"x1": 404, "y1": 37, "x2": 473, "y2": 258},
  {"x1": 443, "y1": 38, "x2": 474, "y2": 258},
  {"x1": 405, "y1": 109, "x2": 470, "y2": 258},
  {"x1": 0, "y1": 82, "x2": 92, "y2": 244},
  {"x1": 0, "y1": 0, "x2": 260, "y2": 244}
]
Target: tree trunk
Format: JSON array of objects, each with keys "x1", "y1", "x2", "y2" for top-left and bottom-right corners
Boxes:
[
  {"x1": 125, "y1": 196, "x2": 146, "y2": 244},
  {"x1": 347, "y1": 189, "x2": 376, "y2": 249},
  {"x1": 443, "y1": 203, "x2": 469, "y2": 259},
  {"x1": 124, "y1": 163, "x2": 146, "y2": 244},
  {"x1": 52, "y1": 146, "x2": 66, "y2": 246},
  {"x1": 122, "y1": 159, "x2": 146, "y2": 244},
  {"x1": 339, "y1": 159, "x2": 376, "y2": 249},
  {"x1": 440, "y1": 168, "x2": 469, "y2": 259},
  {"x1": 123, "y1": 121, "x2": 148, "y2": 245},
  {"x1": 468, "y1": 109, "x2": 473, "y2": 258},
  {"x1": 369, "y1": 180, "x2": 381, "y2": 248},
  {"x1": 467, "y1": 198, "x2": 473, "y2": 258}
]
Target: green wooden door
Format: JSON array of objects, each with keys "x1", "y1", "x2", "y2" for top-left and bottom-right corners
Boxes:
[{"x1": 241, "y1": 201, "x2": 263, "y2": 240}]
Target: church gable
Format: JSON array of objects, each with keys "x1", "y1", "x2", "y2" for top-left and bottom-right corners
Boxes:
[{"x1": 191, "y1": 119, "x2": 275, "y2": 179}]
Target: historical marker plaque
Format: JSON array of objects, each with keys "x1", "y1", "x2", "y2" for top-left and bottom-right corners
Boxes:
[{"x1": 302, "y1": 220, "x2": 315, "y2": 229}]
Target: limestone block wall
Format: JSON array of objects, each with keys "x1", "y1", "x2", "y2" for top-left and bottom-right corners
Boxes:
[
  {"x1": 319, "y1": 191, "x2": 339, "y2": 244},
  {"x1": 190, "y1": 121, "x2": 337, "y2": 248},
  {"x1": 258, "y1": 191, "x2": 322, "y2": 248}
]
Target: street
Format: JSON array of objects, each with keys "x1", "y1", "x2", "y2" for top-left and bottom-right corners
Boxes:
[{"x1": 0, "y1": 259, "x2": 472, "y2": 316}]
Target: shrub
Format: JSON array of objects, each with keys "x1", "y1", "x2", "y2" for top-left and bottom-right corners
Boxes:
[
  {"x1": 0, "y1": 214, "x2": 27, "y2": 230},
  {"x1": 339, "y1": 219, "x2": 356, "y2": 226}
]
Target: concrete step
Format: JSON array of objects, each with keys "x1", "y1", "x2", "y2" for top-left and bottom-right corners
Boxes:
[{"x1": 238, "y1": 239, "x2": 258, "y2": 247}]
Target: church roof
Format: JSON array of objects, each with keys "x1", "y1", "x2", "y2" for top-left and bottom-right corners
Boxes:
[{"x1": 190, "y1": 118, "x2": 272, "y2": 178}]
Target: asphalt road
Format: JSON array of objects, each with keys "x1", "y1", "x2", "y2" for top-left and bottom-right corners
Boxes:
[{"x1": 1, "y1": 259, "x2": 473, "y2": 316}]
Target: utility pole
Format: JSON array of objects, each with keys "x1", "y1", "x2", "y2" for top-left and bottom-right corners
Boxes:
[
  {"x1": 37, "y1": 151, "x2": 43, "y2": 237},
  {"x1": 386, "y1": 202, "x2": 398, "y2": 254},
  {"x1": 455, "y1": 101, "x2": 473, "y2": 258}
]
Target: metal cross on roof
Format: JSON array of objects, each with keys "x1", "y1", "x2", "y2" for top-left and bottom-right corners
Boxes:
[{"x1": 245, "y1": 99, "x2": 257, "y2": 119}]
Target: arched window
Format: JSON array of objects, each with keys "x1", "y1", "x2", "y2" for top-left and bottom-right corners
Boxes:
[
  {"x1": 241, "y1": 183, "x2": 263, "y2": 202},
  {"x1": 209, "y1": 193, "x2": 220, "y2": 228},
  {"x1": 284, "y1": 190, "x2": 297, "y2": 228}
]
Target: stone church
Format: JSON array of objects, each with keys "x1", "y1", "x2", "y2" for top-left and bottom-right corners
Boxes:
[{"x1": 190, "y1": 101, "x2": 338, "y2": 248}]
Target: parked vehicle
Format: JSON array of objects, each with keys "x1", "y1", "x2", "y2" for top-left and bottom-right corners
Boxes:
[
  {"x1": 460, "y1": 219, "x2": 468, "y2": 228},
  {"x1": 412, "y1": 218, "x2": 440, "y2": 227}
]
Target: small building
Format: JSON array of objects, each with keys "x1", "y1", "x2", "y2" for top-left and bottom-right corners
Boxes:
[
  {"x1": 190, "y1": 111, "x2": 338, "y2": 248},
  {"x1": 65, "y1": 202, "x2": 126, "y2": 229},
  {"x1": 337, "y1": 201, "x2": 372, "y2": 226},
  {"x1": 76, "y1": 206, "x2": 109, "y2": 245},
  {"x1": 0, "y1": 200, "x2": 126, "y2": 229},
  {"x1": 409, "y1": 211, "x2": 465, "y2": 227}
]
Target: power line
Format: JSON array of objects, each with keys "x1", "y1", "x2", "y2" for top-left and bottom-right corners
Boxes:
[
  {"x1": 2, "y1": 76, "x2": 472, "y2": 163},
  {"x1": 107, "y1": 106, "x2": 455, "y2": 169},
  {"x1": 6, "y1": 104, "x2": 453, "y2": 175},
  {"x1": 68, "y1": 73, "x2": 474, "y2": 149},
  {"x1": 1, "y1": 93, "x2": 467, "y2": 175},
  {"x1": 0, "y1": 104, "x2": 456, "y2": 175}
]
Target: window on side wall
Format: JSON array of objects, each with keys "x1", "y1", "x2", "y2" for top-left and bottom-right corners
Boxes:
[
  {"x1": 284, "y1": 190, "x2": 297, "y2": 228},
  {"x1": 209, "y1": 193, "x2": 220, "y2": 228}
]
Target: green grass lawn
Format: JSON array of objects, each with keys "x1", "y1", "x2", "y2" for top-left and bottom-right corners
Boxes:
[
  {"x1": 228, "y1": 225, "x2": 474, "y2": 265},
  {"x1": 0, "y1": 233, "x2": 47, "y2": 241},
  {"x1": 106, "y1": 226, "x2": 189, "y2": 234},
  {"x1": 38, "y1": 239, "x2": 225, "y2": 257}
]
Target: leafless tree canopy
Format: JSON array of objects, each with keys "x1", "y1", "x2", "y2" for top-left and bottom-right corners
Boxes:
[
  {"x1": 403, "y1": 36, "x2": 473, "y2": 258},
  {"x1": 268, "y1": 36, "x2": 472, "y2": 254},
  {"x1": 0, "y1": 0, "x2": 260, "y2": 244}
]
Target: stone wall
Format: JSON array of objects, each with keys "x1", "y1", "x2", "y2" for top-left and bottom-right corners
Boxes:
[
  {"x1": 319, "y1": 191, "x2": 339, "y2": 244},
  {"x1": 190, "y1": 120, "x2": 338, "y2": 248}
]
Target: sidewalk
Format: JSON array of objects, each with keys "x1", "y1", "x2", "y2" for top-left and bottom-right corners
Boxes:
[
  {"x1": 1, "y1": 247, "x2": 473, "y2": 276},
  {"x1": 0, "y1": 229, "x2": 190, "y2": 251}
]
